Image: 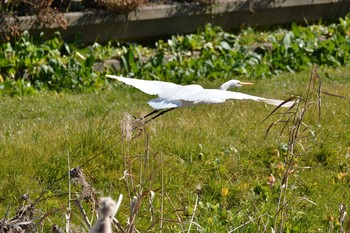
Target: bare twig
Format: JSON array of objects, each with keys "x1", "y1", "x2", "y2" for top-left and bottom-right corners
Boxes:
[
  {"x1": 339, "y1": 204, "x2": 347, "y2": 233},
  {"x1": 111, "y1": 194, "x2": 126, "y2": 233},
  {"x1": 66, "y1": 152, "x2": 72, "y2": 233},
  {"x1": 228, "y1": 213, "x2": 268, "y2": 232},
  {"x1": 187, "y1": 195, "x2": 199, "y2": 233},
  {"x1": 165, "y1": 192, "x2": 185, "y2": 232},
  {"x1": 160, "y1": 153, "x2": 164, "y2": 231},
  {"x1": 74, "y1": 199, "x2": 92, "y2": 229}
]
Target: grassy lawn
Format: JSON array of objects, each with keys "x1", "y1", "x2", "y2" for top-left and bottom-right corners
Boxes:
[{"x1": 1, "y1": 67, "x2": 350, "y2": 232}]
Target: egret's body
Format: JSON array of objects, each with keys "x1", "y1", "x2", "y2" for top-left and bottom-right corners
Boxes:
[{"x1": 106, "y1": 75, "x2": 294, "y2": 110}]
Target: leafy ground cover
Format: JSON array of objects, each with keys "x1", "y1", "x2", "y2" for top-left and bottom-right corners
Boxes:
[
  {"x1": 0, "y1": 14, "x2": 349, "y2": 96},
  {"x1": 0, "y1": 66, "x2": 350, "y2": 232}
]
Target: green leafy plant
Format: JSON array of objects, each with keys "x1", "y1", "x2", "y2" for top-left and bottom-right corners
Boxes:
[
  {"x1": 0, "y1": 31, "x2": 107, "y2": 95},
  {"x1": 0, "y1": 14, "x2": 349, "y2": 96}
]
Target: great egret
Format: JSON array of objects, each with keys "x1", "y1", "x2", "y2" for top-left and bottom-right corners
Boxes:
[{"x1": 106, "y1": 75, "x2": 294, "y2": 120}]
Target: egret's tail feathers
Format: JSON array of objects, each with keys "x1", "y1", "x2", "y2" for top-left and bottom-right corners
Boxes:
[
  {"x1": 106, "y1": 74, "x2": 122, "y2": 81},
  {"x1": 260, "y1": 98, "x2": 296, "y2": 108}
]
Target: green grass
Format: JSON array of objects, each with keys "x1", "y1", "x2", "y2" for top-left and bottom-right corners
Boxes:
[{"x1": 1, "y1": 67, "x2": 350, "y2": 232}]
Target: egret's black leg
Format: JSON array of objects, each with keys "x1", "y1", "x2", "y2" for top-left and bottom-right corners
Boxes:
[
  {"x1": 143, "y1": 109, "x2": 160, "y2": 119},
  {"x1": 144, "y1": 108, "x2": 177, "y2": 123},
  {"x1": 131, "y1": 108, "x2": 177, "y2": 132}
]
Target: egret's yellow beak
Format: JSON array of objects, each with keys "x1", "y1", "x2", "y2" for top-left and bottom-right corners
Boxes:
[{"x1": 240, "y1": 82, "x2": 254, "y2": 86}]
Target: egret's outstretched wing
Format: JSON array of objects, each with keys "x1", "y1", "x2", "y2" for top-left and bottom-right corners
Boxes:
[
  {"x1": 176, "y1": 88, "x2": 295, "y2": 107},
  {"x1": 106, "y1": 75, "x2": 180, "y2": 96}
]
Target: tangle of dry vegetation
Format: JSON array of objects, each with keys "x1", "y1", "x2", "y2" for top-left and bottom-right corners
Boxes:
[
  {"x1": 0, "y1": 0, "x2": 68, "y2": 41},
  {"x1": 263, "y1": 65, "x2": 349, "y2": 232},
  {"x1": 0, "y1": 0, "x2": 145, "y2": 41}
]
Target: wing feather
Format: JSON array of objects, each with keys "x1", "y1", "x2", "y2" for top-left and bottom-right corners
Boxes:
[
  {"x1": 106, "y1": 75, "x2": 181, "y2": 96},
  {"x1": 148, "y1": 98, "x2": 182, "y2": 109},
  {"x1": 176, "y1": 89, "x2": 294, "y2": 107}
]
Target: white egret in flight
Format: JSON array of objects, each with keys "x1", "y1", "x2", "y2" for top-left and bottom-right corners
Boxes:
[{"x1": 106, "y1": 75, "x2": 294, "y2": 120}]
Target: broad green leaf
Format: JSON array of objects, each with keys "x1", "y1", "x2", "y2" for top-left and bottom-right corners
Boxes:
[{"x1": 219, "y1": 41, "x2": 231, "y2": 50}]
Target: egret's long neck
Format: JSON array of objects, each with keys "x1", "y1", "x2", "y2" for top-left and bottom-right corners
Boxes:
[
  {"x1": 219, "y1": 84, "x2": 228, "y2": 91},
  {"x1": 219, "y1": 80, "x2": 237, "y2": 91}
]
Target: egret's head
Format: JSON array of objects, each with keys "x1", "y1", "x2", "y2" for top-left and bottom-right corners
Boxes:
[{"x1": 219, "y1": 79, "x2": 254, "y2": 91}]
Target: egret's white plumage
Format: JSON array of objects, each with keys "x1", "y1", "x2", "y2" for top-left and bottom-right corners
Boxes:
[{"x1": 106, "y1": 75, "x2": 294, "y2": 110}]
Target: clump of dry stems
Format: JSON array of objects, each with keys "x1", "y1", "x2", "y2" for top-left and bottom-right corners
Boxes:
[
  {"x1": 276, "y1": 65, "x2": 321, "y2": 232},
  {"x1": 264, "y1": 65, "x2": 324, "y2": 232},
  {"x1": 118, "y1": 112, "x2": 200, "y2": 232}
]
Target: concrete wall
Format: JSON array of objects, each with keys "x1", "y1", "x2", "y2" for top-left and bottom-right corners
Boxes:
[{"x1": 3, "y1": 0, "x2": 350, "y2": 43}]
